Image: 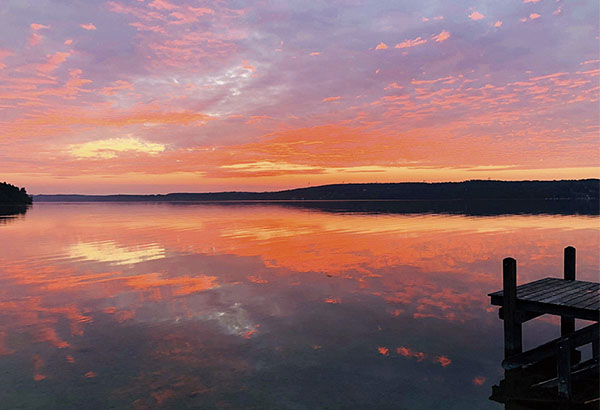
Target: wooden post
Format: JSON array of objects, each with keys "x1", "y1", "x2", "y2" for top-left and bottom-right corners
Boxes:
[
  {"x1": 561, "y1": 246, "x2": 576, "y2": 337},
  {"x1": 557, "y1": 338, "x2": 572, "y2": 400},
  {"x1": 503, "y1": 258, "x2": 522, "y2": 358}
]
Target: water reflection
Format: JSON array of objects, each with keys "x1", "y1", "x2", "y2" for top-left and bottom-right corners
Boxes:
[
  {"x1": 0, "y1": 204, "x2": 29, "y2": 224},
  {"x1": 69, "y1": 241, "x2": 166, "y2": 265},
  {"x1": 0, "y1": 203, "x2": 597, "y2": 409}
]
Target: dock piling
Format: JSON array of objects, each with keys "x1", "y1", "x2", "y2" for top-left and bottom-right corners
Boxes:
[
  {"x1": 561, "y1": 246, "x2": 576, "y2": 337},
  {"x1": 503, "y1": 257, "x2": 522, "y2": 358}
]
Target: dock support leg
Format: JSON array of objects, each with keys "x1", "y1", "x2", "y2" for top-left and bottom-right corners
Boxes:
[
  {"x1": 503, "y1": 258, "x2": 522, "y2": 359},
  {"x1": 561, "y1": 246, "x2": 576, "y2": 337},
  {"x1": 557, "y1": 338, "x2": 572, "y2": 401}
]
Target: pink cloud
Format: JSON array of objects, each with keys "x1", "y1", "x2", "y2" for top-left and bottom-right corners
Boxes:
[
  {"x1": 148, "y1": 0, "x2": 177, "y2": 10},
  {"x1": 36, "y1": 51, "x2": 71, "y2": 73},
  {"x1": 494, "y1": 20, "x2": 503, "y2": 27},
  {"x1": 188, "y1": 7, "x2": 214, "y2": 16},
  {"x1": 31, "y1": 23, "x2": 50, "y2": 31},
  {"x1": 385, "y1": 82, "x2": 403, "y2": 90},
  {"x1": 310, "y1": 52, "x2": 320, "y2": 56},
  {"x1": 375, "y1": 42, "x2": 388, "y2": 50},
  {"x1": 529, "y1": 13, "x2": 541, "y2": 19},
  {"x1": 29, "y1": 33, "x2": 43, "y2": 46},
  {"x1": 553, "y1": 7, "x2": 562, "y2": 15},
  {"x1": 0, "y1": 49, "x2": 13, "y2": 70},
  {"x1": 80, "y1": 23, "x2": 97, "y2": 30},
  {"x1": 524, "y1": 0, "x2": 541, "y2": 2},
  {"x1": 322, "y1": 96, "x2": 341, "y2": 102},
  {"x1": 169, "y1": 12, "x2": 197, "y2": 24},
  {"x1": 64, "y1": 39, "x2": 73, "y2": 45},
  {"x1": 129, "y1": 22, "x2": 165, "y2": 33},
  {"x1": 469, "y1": 11, "x2": 485, "y2": 20},
  {"x1": 395, "y1": 37, "x2": 428, "y2": 49},
  {"x1": 432, "y1": 30, "x2": 450, "y2": 43}
]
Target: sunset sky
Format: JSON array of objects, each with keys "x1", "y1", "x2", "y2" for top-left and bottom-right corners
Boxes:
[{"x1": 1, "y1": 0, "x2": 598, "y2": 194}]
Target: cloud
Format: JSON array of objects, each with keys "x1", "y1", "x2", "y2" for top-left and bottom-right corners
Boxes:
[
  {"x1": 395, "y1": 37, "x2": 428, "y2": 49},
  {"x1": 29, "y1": 23, "x2": 50, "y2": 46},
  {"x1": 432, "y1": 30, "x2": 450, "y2": 43},
  {"x1": 148, "y1": 0, "x2": 177, "y2": 10},
  {"x1": 472, "y1": 376, "x2": 486, "y2": 386},
  {"x1": 36, "y1": 51, "x2": 71, "y2": 73},
  {"x1": 29, "y1": 33, "x2": 43, "y2": 46},
  {"x1": 80, "y1": 23, "x2": 97, "y2": 30},
  {"x1": 468, "y1": 11, "x2": 485, "y2": 20},
  {"x1": 322, "y1": 96, "x2": 341, "y2": 102},
  {"x1": 524, "y1": 0, "x2": 541, "y2": 3},
  {"x1": 494, "y1": 20, "x2": 503, "y2": 27},
  {"x1": 31, "y1": 23, "x2": 50, "y2": 31},
  {"x1": 529, "y1": 13, "x2": 541, "y2": 19},
  {"x1": 375, "y1": 42, "x2": 388, "y2": 50},
  {"x1": 69, "y1": 137, "x2": 166, "y2": 159}
]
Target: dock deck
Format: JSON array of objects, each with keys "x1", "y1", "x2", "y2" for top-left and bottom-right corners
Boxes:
[{"x1": 489, "y1": 277, "x2": 600, "y2": 321}]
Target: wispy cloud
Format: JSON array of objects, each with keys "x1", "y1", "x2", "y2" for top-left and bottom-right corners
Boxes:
[{"x1": 80, "y1": 23, "x2": 97, "y2": 30}]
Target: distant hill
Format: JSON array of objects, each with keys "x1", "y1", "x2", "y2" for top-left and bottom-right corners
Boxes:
[
  {"x1": 0, "y1": 182, "x2": 32, "y2": 205},
  {"x1": 34, "y1": 179, "x2": 599, "y2": 202}
]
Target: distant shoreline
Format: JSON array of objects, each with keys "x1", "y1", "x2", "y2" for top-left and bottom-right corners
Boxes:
[{"x1": 33, "y1": 179, "x2": 599, "y2": 203}]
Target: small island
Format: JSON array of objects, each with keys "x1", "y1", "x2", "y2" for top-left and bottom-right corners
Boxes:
[{"x1": 0, "y1": 182, "x2": 32, "y2": 205}]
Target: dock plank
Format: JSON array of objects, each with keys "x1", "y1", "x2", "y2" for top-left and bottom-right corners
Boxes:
[
  {"x1": 536, "y1": 282, "x2": 595, "y2": 305},
  {"x1": 489, "y1": 278, "x2": 600, "y2": 322},
  {"x1": 519, "y1": 281, "x2": 580, "y2": 302},
  {"x1": 560, "y1": 284, "x2": 599, "y2": 305},
  {"x1": 562, "y1": 287, "x2": 600, "y2": 309}
]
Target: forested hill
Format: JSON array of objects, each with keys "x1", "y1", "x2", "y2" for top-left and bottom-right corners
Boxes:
[
  {"x1": 34, "y1": 179, "x2": 599, "y2": 202},
  {"x1": 0, "y1": 182, "x2": 32, "y2": 204}
]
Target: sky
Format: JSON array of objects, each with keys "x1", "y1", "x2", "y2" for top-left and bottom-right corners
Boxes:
[{"x1": 0, "y1": 0, "x2": 598, "y2": 194}]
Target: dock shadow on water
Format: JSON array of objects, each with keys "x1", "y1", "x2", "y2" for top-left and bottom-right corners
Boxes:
[{"x1": 0, "y1": 202, "x2": 598, "y2": 409}]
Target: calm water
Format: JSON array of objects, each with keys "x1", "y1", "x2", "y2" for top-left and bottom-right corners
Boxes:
[{"x1": 0, "y1": 203, "x2": 598, "y2": 410}]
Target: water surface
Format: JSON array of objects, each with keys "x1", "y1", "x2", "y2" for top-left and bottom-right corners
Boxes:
[{"x1": 0, "y1": 203, "x2": 598, "y2": 409}]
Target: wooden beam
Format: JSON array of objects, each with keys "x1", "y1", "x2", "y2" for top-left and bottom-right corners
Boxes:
[
  {"x1": 502, "y1": 323, "x2": 598, "y2": 370},
  {"x1": 562, "y1": 246, "x2": 576, "y2": 338},
  {"x1": 503, "y1": 257, "x2": 522, "y2": 358}
]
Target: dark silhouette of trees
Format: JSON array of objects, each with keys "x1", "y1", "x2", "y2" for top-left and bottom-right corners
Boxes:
[{"x1": 0, "y1": 182, "x2": 32, "y2": 204}]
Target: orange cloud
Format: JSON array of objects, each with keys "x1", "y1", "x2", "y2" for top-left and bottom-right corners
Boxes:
[
  {"x1": 36, "y1": 51, "x2": 71, "y2": 73},
  {"x1": 149, "y1": 0, "x2": 177, "y2": 10},
  {"x1": 322, "y1": 96, "x2": 341, "y2": 102},
  {"x1": 80, "y1": 23, "x2": 97, "y2": 30},
  {"x1": 375, "y1": 42, "x2": 388, "y2": 50},
  {"x1": 436, "y1": 355, "x2": 452, "y2": 367},
  {"x1": 378, "y1": 347, "x2": 389, "y2": 356},
  {"x1": 468, "y1": 11, "x2": 485, "y2": 20},
  {"x1": 432, "y1": 30, "x2": 450, "y2": 42},
  {"x1": 473, "y1": 376, "x2": 486, "y2": 385},
  {"x1": 529, "y1": 13, "x2": 541, "y2": 20},
  {"x1": 494, "y1": 20, "x2": 502, "y2": 27},
  {"x1": 395, "y1": 37, "x2": 428, "y2": 49},
  {"x1": 31, "y1": 23, "x2": 50, "y2": 31}
]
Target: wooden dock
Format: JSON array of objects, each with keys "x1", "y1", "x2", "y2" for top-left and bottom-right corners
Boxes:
[{"x1": 488, "y1": 246, "x2": 599, "y2": 408}]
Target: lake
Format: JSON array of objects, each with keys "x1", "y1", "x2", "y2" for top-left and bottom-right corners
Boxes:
[{"x1": 0, "y1": 203, "x2": 598, "y2": 409}]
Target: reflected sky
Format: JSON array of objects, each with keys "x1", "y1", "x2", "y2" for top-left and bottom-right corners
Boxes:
[{"x1": 0, "y1": 203, "x2": 598, "y2": 409}]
